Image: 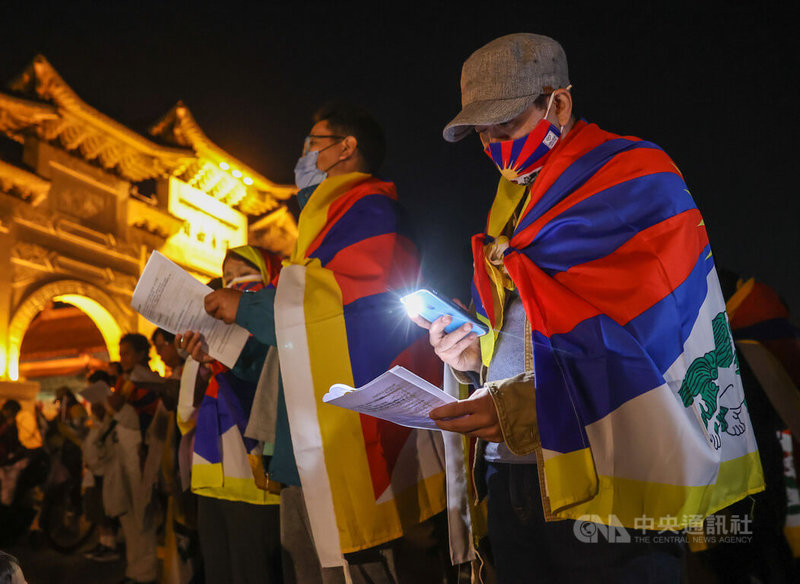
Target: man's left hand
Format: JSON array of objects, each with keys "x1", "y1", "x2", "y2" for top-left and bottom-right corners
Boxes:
[
  {"x1": 178, "y1": 331, "x2": 212, "y2": 364},
  {"x1": 429, "y1": 387, "x2": 503, "y2": 442},
  {"x1": 204, "y1": 288, "x2": 243, "y2": 324}
]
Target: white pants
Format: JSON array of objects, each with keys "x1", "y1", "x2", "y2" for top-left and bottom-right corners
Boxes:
[{"x1": 118, "y1": 503, "x2": 159, "y2": 582}]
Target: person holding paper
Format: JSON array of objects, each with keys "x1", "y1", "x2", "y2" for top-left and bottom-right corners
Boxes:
[
  {"x1": 191, "y1": 103, "x2": 448, "y2": 584},
  {"x1": 412, "y1": 33, "x2": 764, "y2": 584},
  {"x1": 178, "y1": 246, "x2": 283, "y2": 584}
]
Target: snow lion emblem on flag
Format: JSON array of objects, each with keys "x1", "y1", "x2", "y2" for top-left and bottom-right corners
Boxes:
[{"x1": 679, "y1": 312, "x2": 748, "y2": 449}]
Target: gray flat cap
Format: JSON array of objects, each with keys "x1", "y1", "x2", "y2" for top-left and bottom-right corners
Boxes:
[{"x1": 443, "y1": 33, "x2": 570, "y2": 142}]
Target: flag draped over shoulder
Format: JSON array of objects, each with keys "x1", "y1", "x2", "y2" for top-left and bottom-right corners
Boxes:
[
  {"x1": 191, "y1": 362, "x2": 279, "y2": 504},
  {"x1": 274, "y1": 172, "x2": 446, "y2": 567},
  {"x1": 471, "y1": 120, "x2": 764, "y2": 529},
  {"x1": 725, "y1": 277, "x2": 800, "y2": 554},
  {"x1": 191, "y1": 246, "x2": 283, "y2": 505},
  {"x1": 726, "y1": 277, "x2": 800, "y2": 385}
]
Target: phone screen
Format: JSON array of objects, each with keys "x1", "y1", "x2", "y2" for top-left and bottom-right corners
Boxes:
[{"x1": 401, "y1": 289, "x2": 488, "y2": 336}]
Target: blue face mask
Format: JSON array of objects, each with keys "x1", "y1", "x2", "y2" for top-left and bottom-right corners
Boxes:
[
  {"x1": 293, "y1": 136, "x2": 346, "y2": 190},
  {"x1": 293, "y1": 149, "x2": 328, "y2": 190}
]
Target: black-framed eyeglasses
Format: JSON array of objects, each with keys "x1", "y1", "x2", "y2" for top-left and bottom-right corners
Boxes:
[{"x1": 303, "y1": 134, "x2": 346, "y2": 155}]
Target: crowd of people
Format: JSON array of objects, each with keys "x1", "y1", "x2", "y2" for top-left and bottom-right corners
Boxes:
[{"x1": 1, "y1": 32, "x2": 799, "y2": 584}]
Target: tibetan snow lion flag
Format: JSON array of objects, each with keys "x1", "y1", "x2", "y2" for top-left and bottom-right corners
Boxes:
[
  {"x1": 275, "y1": 173, "x2": 446, "y2": 568},
  {"x1": 471, "y1": 120, "x2": 764, "y2": 529}
]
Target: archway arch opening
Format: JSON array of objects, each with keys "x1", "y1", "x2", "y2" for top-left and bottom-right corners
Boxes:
[
  {"x1": 18, "y1": 300, "x2": 114, "y2": 396},
  {"x1": 5, "y1": 280, "x2": 128, "y2": 386}
]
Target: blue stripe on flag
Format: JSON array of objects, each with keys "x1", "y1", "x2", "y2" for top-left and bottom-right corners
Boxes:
[
  {"x1": 624, "y1": 247, "x2": 714, "y2": 375},
  {"x1": 195, "y1": 395, "x2": 222, "y2": 463},
  {"x1": 516, "y1": 139, "x2": 660, "y2": 233},
  {"x1": 509, "y1": 134, "x2": 525, "y2": 165},
  {"x1": 533, "y1": 330, "x2": 590, "y2": 453},
  {"x1": 548, "y1": 314, "x2": 664, "y2": 426},
  {"x1": 518, "y1": 141, "x2": 554, "y2": 171},
  {"x1": 310, "y1": 195, "x2": 399, "y2": 266},
  {"x1": 540, "y1": 246, "x2": 714, "y2": 429},
  {"x1": 525, "y1": 172, "x2": 696, "y2": 275},
  {"x1": 488, "y1": 142, "x2": 504, "y2": 166},
  {"x1": 194, "y1": 372, "x2": 260, "y2": 462},
  {"x1": 471, "y1": 281, "x2": 488, "y2": 319},
  {"x1": 217, "y1": 372, "x2": 260, "y2": 452},
  {"x1": 343, "y1": 292, "x2": 427, "y2": 387}
]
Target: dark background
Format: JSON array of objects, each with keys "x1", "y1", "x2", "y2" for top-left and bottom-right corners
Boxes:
[{"x1": 1, "y1": 1, "x2": 798, "y2": 313}]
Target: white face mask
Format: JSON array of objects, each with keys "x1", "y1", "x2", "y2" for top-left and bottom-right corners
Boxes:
[
  {"x1": 293, "y1": 149, "x2": 328, "y2": 190},
  {"x1": 226, "y1": 274, "x2": 263, "y2": 288},
  {"x1": 293, "y1": 137, "x2": 346, "y2": 189}
]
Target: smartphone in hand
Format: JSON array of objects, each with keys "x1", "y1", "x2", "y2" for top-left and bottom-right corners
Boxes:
[{"x1": 401, "y1": 289, "x2": 488, "y2": 336}]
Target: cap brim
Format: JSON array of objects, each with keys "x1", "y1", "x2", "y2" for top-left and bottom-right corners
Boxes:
[{"x1": 442, "y1": 94, "x2": 538, "y2": 142}]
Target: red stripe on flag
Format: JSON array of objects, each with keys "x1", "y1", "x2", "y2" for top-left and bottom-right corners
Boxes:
[
  {"x1": 306, "y1": 179, "x2": 398, "y2": 258},
  {"x1": 359, "y1": 415, "x2": 411, "y2": 501},
  {"x1": 520, "y1": 121, "x2": 608, "y2": 208},
  {"x1": 328, "y1": 234, "x2": 419, "y2": 305},
  {"x1": 504, "y1": 254, "x2": 574, "y2": 335},
  {"x1": 500, "y1": 139, "x2": 513, "y2": 169},
  {"x1": 385, "y1": 236, "x2": 423, "y2": 292},
  {"x1": 360, "y1": 335, "x2": 441, "y2": 500},
  {"x1": 514, "y1": 121, "x2": 551, "y2": 168},
  {"x1": 506, "y1": 209, "x2": 709, "y2": 335},
  {"x1": 391, "y1": 335, "x2": 444, "y2": 387},
  {"x1": 513, "y1": 146, "x2": 682, "y2": 249},
  {"x1": 202, "y1": 361, "x2": 228, "y2": 399},
  {"x1": 471, "y1": 234, "x2": 497, "y2": 326},
  {"x1": 731, "y1": 281, "x2": 790, "y2": 328}
]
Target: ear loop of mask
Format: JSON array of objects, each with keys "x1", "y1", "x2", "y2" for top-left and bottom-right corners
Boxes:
[
  {"x1": 320, "y1": 138, "x2": 348, "y2": 174},
  {"x1": 545, "y1": 84, "x2": 573, "y2": 134}
]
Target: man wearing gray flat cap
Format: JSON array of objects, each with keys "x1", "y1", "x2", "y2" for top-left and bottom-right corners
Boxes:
[{"x1": 411, "y1": 33, "x2": 763, "y2": 583}]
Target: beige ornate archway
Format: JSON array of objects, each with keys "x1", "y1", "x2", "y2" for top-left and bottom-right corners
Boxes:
[{"x1": 4, "y1": 280, "x2": 129, "y2": 381}]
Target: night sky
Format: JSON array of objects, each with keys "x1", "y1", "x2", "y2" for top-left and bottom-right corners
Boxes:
[{"x1": 2, "y1": 2, "x2": 798, "y2": 313}]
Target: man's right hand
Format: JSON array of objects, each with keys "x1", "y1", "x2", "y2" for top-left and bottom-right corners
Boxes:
[
  {"x1": 409, "y1": 313, "x2": 482, "y2": 374},
  {"x1": 204, "y1": 288, "x2": 243, "y2": 324}
]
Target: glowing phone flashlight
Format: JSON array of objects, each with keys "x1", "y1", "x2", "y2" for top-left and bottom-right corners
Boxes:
[{"x1": 401, "y1": 289, "x2": 488, "y2": 336}]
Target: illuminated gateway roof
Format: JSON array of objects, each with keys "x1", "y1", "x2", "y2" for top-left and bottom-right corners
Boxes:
[
  {"x1": 0, "y1": 56, "x2": 298, "y2": 386},
  {"x1": 0, "y1": 54, "x2": 296, "y2": 216}
]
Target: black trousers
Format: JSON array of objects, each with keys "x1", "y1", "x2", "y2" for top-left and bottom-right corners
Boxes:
[
  {"x1": 197, "y1": 495, "x2": 281, "y2": 584},
  {"x1": 486, "y1": 462, "x2": 685, "y2": 584}
]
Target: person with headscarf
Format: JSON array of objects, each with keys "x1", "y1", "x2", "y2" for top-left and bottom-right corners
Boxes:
[{"x1": 177, "y1": 245, "x2": 283, "y2": 584}]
